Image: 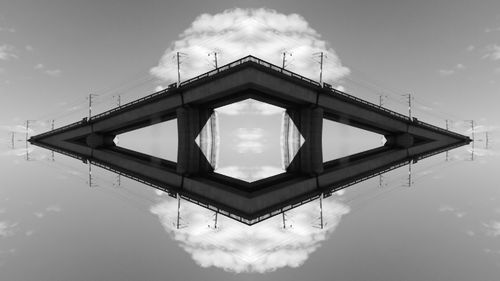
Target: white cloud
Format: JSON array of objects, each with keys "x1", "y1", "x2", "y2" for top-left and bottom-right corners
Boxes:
[
  {"x1": 216, "y1": 165, "x2": 284, "y2": 182},
  {"x1": 0, "y1": 221, "x2": 17, "y2": 238},
  {"x1": 484, "y1": 221, "x2": 500, "y2": 237},
  {"x1": 34, "y1": 212, "x2": 44, "y2": 218},
  {"x1": 483, "y1": 44, "x2": 500, "y2": 61},
  {"x1": 215, "y1": 99, "x2": 285, "y2": 116},
  {"x1": 234, "y1": 128, "x2": 265, "y2": 154},
  {"x1": 438, "y1": 69, "x2": 454, "y2": 76},
  {"x1": 46, "y1": 205, "x2": 62, "y2": 212},
  {"x1": 34, "y1": 63, "x2": 62, "y2": 77},
  {"x1": 485, "y1": 27, "x2": 500, "y2": 33},
  {"x1": 438, "y1": 63, "x2": 466, "y2": 77},
  {"x1": 150, "y1": 196, "x2": 350, "y2": 273},
  {"x1": 1, "y1": 147, "x2": 35, "y2": 157},
  {"x1": 151, "y1": 8, "x2": 349, "y2": 84},
  {"x1": 466, "y1": 45, "x2": 475, "y2": 52},
  {"x1": 438, "y1": 205, "x2": 466, "y2": 218},
  {"x1": 0, "y1": 27, "x2": 15, "y2": 33},
  {"x1": 25, "y1": 45, "x2": 34, "y2": 52},
  {"x1": 0, "y1": 45, "x2": 17, "y2": 60},
  {"x1": 45, "y1": 69, "x2": 61, "y2": 77},
  {"x1": 0, "y1": 124, "x2": 34, "y2": 134}
]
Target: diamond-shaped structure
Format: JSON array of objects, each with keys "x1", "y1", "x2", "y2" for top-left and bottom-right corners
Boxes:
[
  {"x1": 29, "y1": 55, "x2": 471, "y2": 225},
  {"x1": 194, "y1": 99, "x2": 305, "y2": 182}
]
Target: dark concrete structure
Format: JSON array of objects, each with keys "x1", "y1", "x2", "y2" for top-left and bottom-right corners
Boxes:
[{"x1": 29, "y1": 56, "x2": 471, "y2": 224}]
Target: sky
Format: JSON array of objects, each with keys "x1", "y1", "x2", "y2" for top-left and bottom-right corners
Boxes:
[
  {"x1": 1, "y1": 0, "x2": 500, "y2": 280},
  {"x1": 1, "y1": 0, "x2": 500, "y2": 129}
]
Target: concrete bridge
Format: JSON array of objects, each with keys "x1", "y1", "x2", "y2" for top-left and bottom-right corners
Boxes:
[{"x1": 29, "y1": 55, "x2": 471, "y2": 224}]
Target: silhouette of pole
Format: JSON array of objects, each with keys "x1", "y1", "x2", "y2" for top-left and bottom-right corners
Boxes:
[
  {"x1": 314, "y1": 52, "x2": 324, "y2": 86},
  {"x1": 88, "y1": 94, "x2": 98, "y2": 119},
  {"x1": 209, "y1": 52, "x2": 218, "y2": 69},
  {"x1": 319, "y1": 194, "x2": 324, "y2": 229},
  {"x1": 177, "y1": 194, "x2": 181, "y2": 229},
  {"x1": 281, "y1": 51, "x2": 291, "y2": 69},
  {"x1": 176, "y1": 52, "x2": 188, "y2": 86}
]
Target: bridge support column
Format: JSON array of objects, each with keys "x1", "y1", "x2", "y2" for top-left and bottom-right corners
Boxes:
[
  {"x1": 384, "y1": 132, "x2": 414, "y2": 148},
  {"x1": 176, "y1": 106, "x2": 212, "y2": 175},
  {"x1": 86, "y1": 133, "x2": 116, "y2": 148},
  {"x1": 287, "y1": 107, "x2": 324, "y2": 175}
]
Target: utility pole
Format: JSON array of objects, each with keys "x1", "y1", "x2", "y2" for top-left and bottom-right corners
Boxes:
[
  {"x1": 208, "y1": 52, "x2": 218, "y2": 69},
  {"x1": 379, "y1": 94, "x2": 385, "y2": 107},
  {"x1": 319, "y1": 194, "x2": 324, "y2": 229},
  {"x1": 88, "y1": 94, "x2": 99, "y2": 119},
  {"x1": 213, "y1": 212, "x2": 218, "y2": 229},
  {"x1": 445, "y1": 119, "x2": 449, "y2": 130},
  {"x1": 88, "y1": 162, "x2": 93, "y2": 187},
  {"x1": 176, "y1": 194, "x2": 181, "y2": 229},
  {"x1": 313, "y1": 52, "x2": 325, "y2": 86},
  {"x1": 176, "y1": 52, "x2": 188, "y2": 87},
  {"x1": 11, "y1": 132, "x2": 14, "y2": 149},
  {"x1": 402, "y1": 94, "x2": 412, "y2": 119},
  {"x1": 281, "y1": 51, "x2": 292, "y2": 69},
  {"x1": 470, "y1": 120, "x2": 475, "y2": 142},
  {"x1": 485, "y1": 132, "x2": 489, "y2": 149},
  {"x1": 282, "y1": 212, "x2": 287, "y2": 229},
  {"x1": 407, "y1": 161, "x2": 413, "y2": 187},
  {"x1": 112, "y1": 94, "x2": 121, "y2": 107},
  {"x1": 51, "y1": 120, "x2": 55, "y2": 161},
  {"x1": 25, "y1": 120, "x2": 32, "y2": 141}
]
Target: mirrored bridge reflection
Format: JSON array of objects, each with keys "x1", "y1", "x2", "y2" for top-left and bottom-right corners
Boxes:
[{"x1": 29, "y1": 55, "x2": 471, "y2": 226}]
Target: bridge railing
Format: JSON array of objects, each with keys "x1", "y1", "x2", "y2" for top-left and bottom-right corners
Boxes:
[
  {"x1": 323, "y1": 83, "x2": 411, "y2": 122},
  {"x1": 413, "y1": 118, "x2": 468, "y2": 139},
  {"x1": 30, "y1": 118, "x2": 88, "y2": 139},
  {"x1": 179, "y1": 55, "x2": 321, "y2": 88},
  {"x1": 34, "y1": 55, "x2": 468, "y2": 142},
  {"x1": 90, "y1": 82, "x2": 177, "y2": 122}
]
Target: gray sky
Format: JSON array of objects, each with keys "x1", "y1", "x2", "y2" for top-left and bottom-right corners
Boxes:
[
  {"x1": 1, "y1": 0, "x2": 500, "y2": 280},
  {"x1": 1, "y1": 0, "x2": 499, "y2": 128}
]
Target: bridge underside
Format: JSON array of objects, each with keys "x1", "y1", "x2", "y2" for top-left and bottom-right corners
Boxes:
[{"x1": 29, "y1": 56, "x2": 471, "y2": 224}]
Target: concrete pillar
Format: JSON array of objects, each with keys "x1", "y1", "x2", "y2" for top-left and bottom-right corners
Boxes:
[
  {"x1": 287, "y1": 107, "x2": 324, "y2": 175},
  {"x1": 384, "y1": 132, "x2": 414, "y2": 148},
  {"x1": 176, "y1": 106, "x2": 212, "y2": 175},
  {"x1": 85, "y1": 133, "x2": 116, "y2": 148}
]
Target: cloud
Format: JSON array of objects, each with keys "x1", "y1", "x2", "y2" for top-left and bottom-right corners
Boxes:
[
  {"x1": 150, "y1": 196, "x2": 350, "y2": 273},
  {"x1": 216, "y1": 165, "x2": 284, "y2": 182},
  {"x1": 483, "y1": 221, "x2": 500, "y2": 237},
  {"x1": 34, "y1": 212, "x2": 44, "y2": 218},
  {"x1": 0, "y1": 124, "x2": 34, "y2": 134},
  {"x1": 215, "y1": 99, "x2": 285, "y2": 116},
  {"x1": 151, "y1": 8, "x2": 349, "y2": 84},
  {"x1": 34, "y1": 63, "x2": 62, "y2": 77},
  {"x1": 483, "y1": 44, "x2": 500, "y2": 61},
  {"x1": 25, "y1": 45, "x2": 34, "y2": 52},
  {"x1": 45, "y1": 69, "x2": 62, "y2": 77},
  {"x1": 0, "y1": 45, "x2": 17, "y2": 60},
  {"x1": 466, "y1": 45, "x2": 475, "y2": 52},
  {"x1": 438, "y1": 69, "x2": 455, "y2": 76},
  {"x1": 438, "y1": 63, "x2": 466, "y2": 76},
  {"x1": 438, "y1": 205, "x2": 466, "y2": 218},
  {"x1": 46, "y1": 205, "x2": 62, "y2": 212},
  {"x1": 0, "y1": 27, "x2": 15, "y2": 33},
  {"x1": 485, "y1": 27, "x2": 500, "y2": 33},
  {"x1": 0, "y1": 221, "x2": 17, "y2": 238},
  {"x1": 1, "y1": 147, "x2": 35, "y2": 157},
  {"x1": 234, "y1": 128, "x2": 264, "y2": 154}
]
